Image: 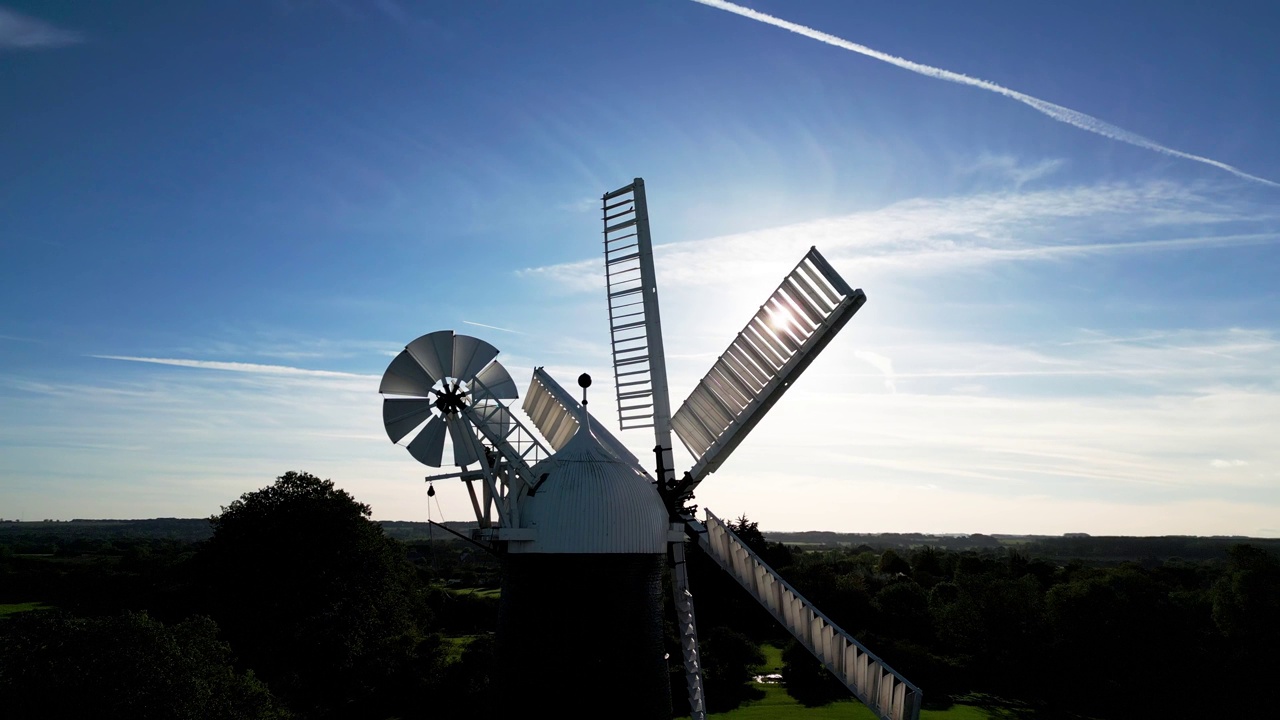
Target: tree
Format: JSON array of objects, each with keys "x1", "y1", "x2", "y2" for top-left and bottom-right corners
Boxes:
[
  {"x1": 0, "y1": 610, "x2": 288, "y2": 719},
  {"x1": 1211, "y1": 543, "x2": 1280, "y2": 707},
  {"x1": 873, "y1": 580, "x2": 931, "y2": 643},
  {"x1": 1212, "y1": 544, "x2": 1280, "y2": 642},
  {"x1": 196, "y1": 471, "x2": 433, "y2": 718},
  {"x1": 781, "y1": 639, "x2": 847, "y2": 707},
  {"x1": 701, "y1": 626, "x2": 766, "y2": 712},
  {"x1": 877, "y1": 548, "x2": 911, "y2": 576},
  {"x1": 727, "y1": 514, "x2": 768, "y2": 556}
]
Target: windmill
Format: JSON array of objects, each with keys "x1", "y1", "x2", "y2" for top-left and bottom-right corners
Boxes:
[{"x1": 379, "y1": 179, "x2": 921, "y2": 720}]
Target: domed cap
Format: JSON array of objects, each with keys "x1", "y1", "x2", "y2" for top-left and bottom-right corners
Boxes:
[{"x1": 514, "y1": 424, "x2": 667, "y2": 554}]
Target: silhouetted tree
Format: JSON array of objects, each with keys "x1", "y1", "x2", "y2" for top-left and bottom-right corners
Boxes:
[
  {"x1": 196, "y1": 471, "x2": 433, "y2": 718},
  {"x1": 701, "y1": 626, "x2": 765, "y2": 712},
  {"x1": 727, "y1": 515, "x2": 768, "y2": 556},
  {"x1": 910, "y1": 546, "x2": 944, "y2": 576}
]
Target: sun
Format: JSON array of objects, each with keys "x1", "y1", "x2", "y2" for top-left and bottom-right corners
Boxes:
[{"x1": 766, "y1": 305, "x2": 795, "y2": 335}]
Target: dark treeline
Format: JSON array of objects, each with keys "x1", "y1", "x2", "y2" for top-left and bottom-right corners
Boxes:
[
  {"x1": 687, "y1": 518, "x2": 1280, "y2": 719},
  {"x1": 0, "y1": 518, "x2": 481, "y2": 551},
  {"x1": 12, "y1": 518, "x2": 1276, "y2": 561},
  {"x1": 2, "y1": 479, "x2": 1278, "y2": 718},
  {"x1": 766, "y1": 529, "x2": 1280, "y2": 562},
  {"x1": 0, "y1": 473, "x2": 503, "y2": 719}
]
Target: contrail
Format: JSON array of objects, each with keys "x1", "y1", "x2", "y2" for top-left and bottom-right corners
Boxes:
[
  {"x1": 463, "y1": 320, "x2": 525, "y2": 335},
  {"x1": 91, "y1": 355, "x2": 376, "y2": 379},
  {"x1": 692, "y1": 0, "x2": 1278, "y2": 188}
]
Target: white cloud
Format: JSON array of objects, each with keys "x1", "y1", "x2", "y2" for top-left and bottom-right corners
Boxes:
[
  {"x1": 516, "y1": 256, "x2": 599, "y2": 293},
  {"x1": 839, "y1": 329, "x2": 1280, "y2": 390},
  {"x1": 7, "y1": 173, "x2": 1280, "y2": 535},
  {"x1": 519, "y1": 181, "x2": 1279, "y2": 292},
  {"x1": 854, "y1": 350, "x2": 896, "y2": 392},
  {"x1": 1211, "y1": 459, "x2": 1249, "y2": 468},
  {"x1": 556, "y1": 197, "x2": 598, "y2": 214},
  {"x1": 0, "y1": 354, "x2": 389, "y2": 520},
  {"x1": 4, "y1": 323, "x2": 1277, "y2": 535},
  {"x1": 673, "y1": 324, "x2": 1280, "y2": 535},
  {"x1": 961, "y1": 154, "x2": 1066, "y2": 187},
  {"x1": 0, "y1": 7, "x2": 81, "y2": 49}
]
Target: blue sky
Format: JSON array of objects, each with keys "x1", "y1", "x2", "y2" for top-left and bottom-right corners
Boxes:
[{"x1": 2, "y1": 1, "x2": 1278, "y2": 535}]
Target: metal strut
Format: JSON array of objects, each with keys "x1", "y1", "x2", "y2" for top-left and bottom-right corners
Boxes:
[{"x1": 672, "y1": 538, "x2": 707, "y2": 720}]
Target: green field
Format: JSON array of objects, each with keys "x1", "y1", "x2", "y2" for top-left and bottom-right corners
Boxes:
[
  {"x1": 439, "y1": 634, "x2": 481, "y2": 662},
  {"x1": 710, "y1": 643, "x2": 1004, "y2": 720},
  {"x1": 447, "y1": 587, "x2": 501, "y2": 598},
  {"x1": 0, "y1": 602, "x2": 50, "y2": 618},
  {"x1": 758, "y1": 642, "x2": 784, "y2": 672},
  {"x1": 710, "y1": 683, "x2": 1004, "y2": 719}
]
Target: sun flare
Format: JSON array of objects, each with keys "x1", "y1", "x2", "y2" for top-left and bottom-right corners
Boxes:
[{"x1": 766, "y1": 306, "x2": 795, "y2": 335}]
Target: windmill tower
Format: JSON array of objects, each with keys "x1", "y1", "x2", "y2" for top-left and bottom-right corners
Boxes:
[{"x1": 379, "y1": 179, "x2": 921, "y2": 720}]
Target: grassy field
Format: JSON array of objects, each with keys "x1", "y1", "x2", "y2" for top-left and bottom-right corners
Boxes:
[
  {"x1": 447, "y1": 587, "x2": 501, "y2": 598},
  {"x1": 0, "y1": 602, "x2": 50, "y2": 618},
  {"x1": 709, "y1": 683, "x2": 1004, "y2": 719},
  {"x1": 710, "y1": 642, "x2": 1004, "y2": 720},
  {"x1": 439, "y1": 634, "x2": 482, "y2": 662},
  {"x1": 759, "y1": 642, "x2": 784, "y2": 672}
]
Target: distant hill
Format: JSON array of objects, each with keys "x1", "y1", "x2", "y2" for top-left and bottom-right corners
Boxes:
[
  {"x1": 0, "y1": 518, "x2": 476, "y2": 545},
  {"x1": 378, "y1": 520, "x2": 478, "y2": 542},
  {"x1": 3, "y1": 519, "x2": 1276, "y2": 562},
  {"x1": 767, "y1": 530, "x2": 1006, "y2": 550},
  {"x1": 0, "y1": 518, "x2": 213, "y2": 543},
  {"x1": 765, "y1": 529, "x2": 1280, "y2": 562}
]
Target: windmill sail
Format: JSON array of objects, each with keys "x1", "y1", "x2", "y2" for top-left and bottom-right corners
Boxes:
[
  {"x1": 671, "y1": 247, "x2": 866, "y2": 486},
  {"x1": 602, "y1": 179, "x2": 675, "y2": 446},
  {"x1": 697, "y1": 510, "x2": 921, "y2": 720},
  {"x1": 522, "y1": 368, "x2": 649, "y2": 473},
  {"x1": 522, "y1": 368, "x2": 583, "y2": 451},
  {"x1": 604, "y1": 180, "x2": 705, "y2": 719}
]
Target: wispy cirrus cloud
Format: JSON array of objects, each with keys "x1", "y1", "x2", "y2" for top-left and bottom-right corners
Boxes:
[
  {"x1": 694, "y1": 326, "x2": 1280, "y2": 534},
  {"x1": 91, "y1": 355, "x2": 377, "y2": 380},
  {"x1": 961, "y1": 154, "x2": 1066, "y2": 188},
  {"x1": 1, "y1": 352, "x2": 394, "y2": 521},
  {"x1": 854, "y1": 350, "x2": 897, "y2": 392},
  {"x1": 833, "y1": 328, "x2": 1280, "y2": 394},
  {"x1": 698, "y1": 383, "x2": 1280, "y2": 535},
  {"x1": 1211, "y1": 459, "x2": 1249, "y2": 468},
  {"x1": 518, "y1": 181, "x2": 1280, "y2": 292},
  {"x1": 0, "y1": 7, "x2": 81, "y2": 50},
  {"x1": 691, "y1": 0, "x2": 1279, "y2": 188}
]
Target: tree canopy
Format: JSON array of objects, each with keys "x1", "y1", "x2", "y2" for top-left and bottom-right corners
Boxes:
[
  {"x1": 197, "y1": 471, "x2": 433, "y2": 718},
  {"x1": 0, "y1": 610, "x2": 288, "y2": 720}
]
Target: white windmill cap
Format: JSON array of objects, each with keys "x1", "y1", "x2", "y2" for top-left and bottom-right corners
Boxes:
[{"x1": 513, "y1": 424, "x2": 667, "y2": 554}]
